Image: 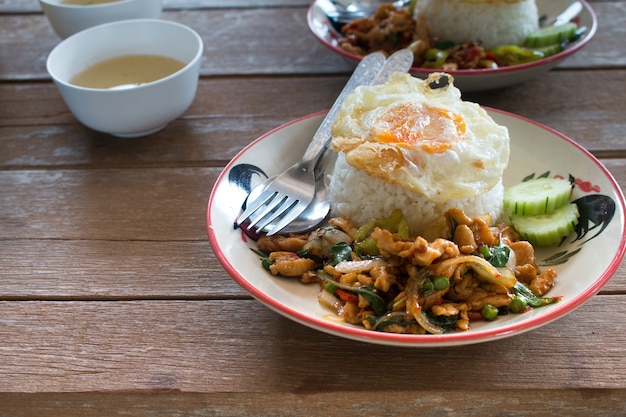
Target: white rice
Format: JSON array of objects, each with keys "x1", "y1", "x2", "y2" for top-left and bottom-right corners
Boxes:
[
  {"x1": 414, "y1": 0, "x2": 539, "y2": 50},
  {"x1": 327, "y1": 152, "x2": 504, "y2": 240}
]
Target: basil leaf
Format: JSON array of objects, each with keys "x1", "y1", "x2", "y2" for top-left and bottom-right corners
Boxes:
[
  {"x1": 489, "y1": 243, "x2": 511, "y2": 268},
  {"x1": 330, "y1": 242, "x2": 352, "y2": 266},
  {"x1": 356, "y1": 286, "x2": 387, "y2": 316}
]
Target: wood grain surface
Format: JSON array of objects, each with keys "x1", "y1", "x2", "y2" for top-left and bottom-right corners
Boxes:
[{"x1": 1, "y1": 1, "x2": 625, "y2": 415}]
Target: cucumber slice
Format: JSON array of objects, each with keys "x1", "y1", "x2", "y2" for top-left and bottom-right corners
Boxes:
[
  {"x1": 510, "y1": 203, "x2": 580, "y2": 246},
  {"x1": 524, "y1": 22, "x2": 578, "y2": 48},
  {"x1": 504, "y1": 177, "x2": 572, "y2": 216},
  {"x1": 531, "y1": 43, "x2": 563, "y2": 58}
]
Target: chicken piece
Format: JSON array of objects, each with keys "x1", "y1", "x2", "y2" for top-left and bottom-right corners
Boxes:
[
  {"x1": 509, "y1": 240, "x2": 536, "y2": 267},
  {"x1": 446, "y1": 207, "x2": 473, "y2": 228},
  {"x1": 498, "y1": 224, "x2": 521, "y2": 245},
  {"x1": 529, "y1": 268, "x2": 557, "y2": 296},
  {"x1": 412, "y1": 237, "x2": 460, "y2": 266},
  {"x1": 453, "y1": 224, "x2": 478, "y2": 254},
  {"x1": 419, "y1": 288, "x2": 449, "y2": 311},
  {"x1": 257, "y1": 234, "x2": 308, "y2": 253},
  {"x1": 328, "y1": 216, "x2": 359, "y2": 240},
  {"x1": 515, "y1": 263, "x2": 537, "y2": 286},
  {"x1": 431, "y1": 303, "x2": 459, "y2": 317},
  {"x1": 456, "y1": 305, "x2": 471, "y2": 331},
  {"x1": 480, "y1": 282, "x2": 510, "y2": 295},
  {"x1": 370, "y1": 265, "x2": 396, "y2": 293},
  {"x1": 342, "y1": 302, "x2": 362, "y2": 325},
  {"x1": 446, "y1": 208, "x2": 497, "y2": 247},
  {"x1": 447, "y1": 272, "x2": 478, "y2": 301},
  {"x1": 470, "y1": 215, "x2": 498, "y2": 247},
  {"x1": 464, "y1": 287, "x2": 513, "y2": 310},
  {"x1": 370, "y1": 227, "x2": 413, "y2": 258},
  {"x1": 357, "y1": 274, "x2": 374, "y2": 287},
  {"x1": 267, "y1": 251, "x2": 316, "y2": 277}
]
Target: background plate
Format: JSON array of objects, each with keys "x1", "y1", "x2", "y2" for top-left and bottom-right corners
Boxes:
[{"x1": 307, "y1": 0, "x2": 597, "y2": 92}]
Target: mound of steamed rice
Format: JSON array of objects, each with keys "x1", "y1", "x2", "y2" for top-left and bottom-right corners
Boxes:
[
  {"x1": 414, "y1": 0, "x2": 539, "y2": 50},
  {"x1": 327, "y1": 152, "x2": 505, "y2": 240}
]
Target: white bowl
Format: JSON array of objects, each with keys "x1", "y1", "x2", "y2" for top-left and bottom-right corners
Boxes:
[
  {"x1": 39, "y1": 0, "x2": 162, "y2": 39},
  {"x1": 46, "y1": 19, "x2": 204, "y2": 138},
  {"x1": 308, "y1": 0, "x2": 597, "y2": 92}
]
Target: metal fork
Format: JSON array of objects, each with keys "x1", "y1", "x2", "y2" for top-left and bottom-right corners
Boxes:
[
  {"x1": 237, "y1": 49, "x2": 413, "y2": 235},
  {"x1": 235, "y1": 51, "x2": 387, "y2": 234},
  {"x1": 236, "y1": 49, "x2": 414, "y2": 235}
]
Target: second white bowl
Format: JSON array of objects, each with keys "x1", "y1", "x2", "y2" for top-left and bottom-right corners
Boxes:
[
  {"x1": 39, "y1": 0, "x2": 163, "y2": 39},
  {"x1": 46, "y1": 18, "x2": 204, "y2": 137}
]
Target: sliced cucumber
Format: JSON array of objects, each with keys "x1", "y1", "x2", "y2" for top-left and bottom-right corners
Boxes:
[
  {"x1": 531, "y1": 43, "x2": 563, "y2": 58},
  {"x1": 524, "y1": 22, "x2": 578, "y2": 49},
  {"x1": 510, "y1": 203, "x2": 580, "y2": 246},
  {"x1": 504, "y1": 177, "x2": 572, "y2": 216}
]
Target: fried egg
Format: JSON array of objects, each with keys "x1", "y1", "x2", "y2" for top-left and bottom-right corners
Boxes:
[{"x1": 331, "y1": 72, "x2": 510, "y2": 203}]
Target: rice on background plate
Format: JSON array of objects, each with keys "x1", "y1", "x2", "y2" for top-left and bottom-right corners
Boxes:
[{"x1": 414, "y1": 0, "x2": 539, "y2": 50}]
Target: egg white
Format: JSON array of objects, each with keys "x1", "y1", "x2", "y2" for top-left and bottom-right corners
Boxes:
[{"x1": 331, "y1": 72, "x2": 510, "y2": 203}]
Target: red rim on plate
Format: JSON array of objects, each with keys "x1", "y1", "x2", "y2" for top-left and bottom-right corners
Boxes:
[{"x1": 207, "y1": 109, "x2": 625, "y2": 347}]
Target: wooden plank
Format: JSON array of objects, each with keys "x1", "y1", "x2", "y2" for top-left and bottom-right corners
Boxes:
[
  {"x1": 0, "y1": 167, "x2": 220, "y2": 241},
  {"x1": 0, "y1": 240, "x2": 248, "y2": 299},
  {"x1": 0, "y1": 0, "x2": 311, "y2": 13},
  {"x1": 1, "y1": 70, "x2": 626, "y2": 170},
  {"x1": 0, "y1": 159, "x2": 624, "y2": 240},
  {"x1": 0, "y1": 9, "x2": 352, "y2": 81},
  {"x1": 0, "y1": 238, "x2": 622, "y2": 298},
  {"x1": 0, "y1": 390, "x2": 625, "y2": 416},
  {"x1": 0, "y1": 296, "x2": 625, "y2": 393},
  {"x1": 558, "y1": 1, "x2": 626, "y2": 69},
  {"x1": 1, "y1": 3, "x2": 625, "y2": 80}
]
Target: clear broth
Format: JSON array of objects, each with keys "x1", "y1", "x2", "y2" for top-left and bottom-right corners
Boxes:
[{"x1": 70, "y1": 54, "x2": 186, "y2": 89}]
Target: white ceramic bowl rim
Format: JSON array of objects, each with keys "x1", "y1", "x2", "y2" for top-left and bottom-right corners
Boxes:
[
  {"x1": 46, "y1": 18, "x2": 204, "y2": 91},
  {"x1": 307, "y1": 0, "x2": 598, "y2": 78},
  {"x1": 40, "y1": 0, "x2": 137, "y2": 8}
]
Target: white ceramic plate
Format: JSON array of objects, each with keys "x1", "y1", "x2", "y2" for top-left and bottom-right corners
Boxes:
[
  {"x1": 307, "y1": 0, "x2": 597, "y2": 92},
  {"x1": 207, "y1": 110, "x2": 625, "y2": 347}
]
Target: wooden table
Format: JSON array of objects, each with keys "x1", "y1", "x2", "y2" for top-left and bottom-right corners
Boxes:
[{"x1": 1, "y1": 1, "x2": 625, "y2": 414}]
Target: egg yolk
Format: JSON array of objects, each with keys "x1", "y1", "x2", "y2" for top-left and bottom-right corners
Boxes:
[{"x1": 374, "y1": 102, "x2": 466, "y2": 154}]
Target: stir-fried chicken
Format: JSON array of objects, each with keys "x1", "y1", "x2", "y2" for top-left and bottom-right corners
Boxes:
[{"x1": 257, "y1": 208, "x2": 560, "y2": 334}]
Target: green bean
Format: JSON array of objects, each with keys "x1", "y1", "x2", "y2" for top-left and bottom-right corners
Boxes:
[
  {"x1": 481, "y1": 304, "x2": 499, "y2": 321},
  {"x1": 433, "y1": 276, "x2": 450, "y2": 291},
  {"x1": 509, "y1": 296, "x2": 528, "y2": 314},
  {"x1": 478, "y1": 245, "x2": 491, "y2": 259},
  {"x1": 421, "y1": 278, "x2": 435, "y2": 294}
]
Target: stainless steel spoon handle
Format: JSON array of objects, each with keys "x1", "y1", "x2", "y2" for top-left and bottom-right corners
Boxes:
[
  {"x1": 298, "y1": 51, "x2": 386, "y2": 171},
  {"x1": 371, "y1": 48, "x2": 414, "y2": 85}
]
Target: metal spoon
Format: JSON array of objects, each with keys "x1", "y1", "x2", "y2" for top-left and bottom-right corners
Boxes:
[
  {"x1": 319, "y1": 0, "x2": 410, "y2": 31},
  {"x1": 242, "y1": 48, "x2": 415, "y2": 235},
  {"x1": 542, "y1": 1, "x2": 583, "y2": 27}
]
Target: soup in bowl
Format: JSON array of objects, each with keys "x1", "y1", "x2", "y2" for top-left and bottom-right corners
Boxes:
[{"x1": 46, "y1": 18, "x2": 204, "y2": 137}]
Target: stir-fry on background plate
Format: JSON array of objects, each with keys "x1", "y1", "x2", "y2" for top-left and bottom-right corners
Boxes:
[
  {"x1": 207, "y1": 109, "x2": 625, "y2": 347},
  {"x1": 307, "y1": 0, "x2": 597, "y2": 92}
]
